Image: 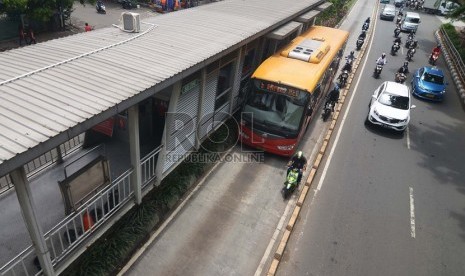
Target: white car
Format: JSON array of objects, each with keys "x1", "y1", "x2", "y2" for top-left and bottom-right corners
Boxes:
[{"x1": 366, "y1": 81, "x2": 415, "y2": 132}]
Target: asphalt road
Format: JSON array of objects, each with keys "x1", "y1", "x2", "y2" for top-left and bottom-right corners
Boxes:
[{"x1": 277, "y1": 1, "x2": 465, "y2": 276}]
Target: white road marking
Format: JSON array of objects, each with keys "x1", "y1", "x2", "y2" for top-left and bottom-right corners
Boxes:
[
  {"x1": 254, "y1": 202, "x2": 293, "y2": 276},
  {"x1": 406, "y1": 126, "x2": 410, "y2": 149},
  {"x1": 254, "y1": 128, "x2": 326, "y2": 276},
  {"x1": 316, "y1": 12, "x2": 378, "y2": 192},
  {"x1": 401, "y1": 46, "x2": 404, "y2": 55},
  {"x1": 409, "y1": 187, "x2": 416, "y2": 238}
]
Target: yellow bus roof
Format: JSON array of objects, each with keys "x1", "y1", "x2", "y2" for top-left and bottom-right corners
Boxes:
[{"x1": 252, "y1": 26, "x2": 349, "y2": 93}]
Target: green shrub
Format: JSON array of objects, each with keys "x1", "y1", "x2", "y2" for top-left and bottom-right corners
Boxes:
[{"x1": 442, "y1": 23, "x2": 465, "y2": 62}]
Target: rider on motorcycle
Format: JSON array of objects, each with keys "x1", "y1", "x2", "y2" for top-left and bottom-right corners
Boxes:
[
  {"x1": 358, "y1": 30, "x2": 367, "y2": 40},
  {"x1": 346, "y1": 51, "x2": 356, "y2": 62},
  {"x1": 393, "y1": 36, "x2": 402, "y2": 45},
  {"x1": 287, "y1": 151, "x2": 307, "y2": 184},
  {"x1": 325, "y1": 85, "x2": 340, "y2": 112},
  {"x1": 398, "y1": 61, "x2": 409, "y2": 75},
  {"x1": 376, "y1": 53, "x2": 387, "y2": 65},
  {"x1": 411, "y1": 39, "x2": 418, "y2": 49},
  {"x1": 432, "y1": 44, "x2": 441, "y2": 57}
]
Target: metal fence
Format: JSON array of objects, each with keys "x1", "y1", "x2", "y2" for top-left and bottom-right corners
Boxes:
[
  {"x1": 0, "y1": 143, "x2": 163, "y2": 275},
  {"x1": 141, "y1": 145, "x2": 163, "y2": 189},
  {"x1": 0, "y1": 169, "x2": 133, "y2": 276},
  {"x1": 439, "y1": 26, "x2": 465, "y2": 86}
]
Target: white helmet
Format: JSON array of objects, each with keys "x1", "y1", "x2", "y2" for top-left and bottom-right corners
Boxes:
[{"x1": 297, "y1": 151, "x2": 303, "y2": 158}]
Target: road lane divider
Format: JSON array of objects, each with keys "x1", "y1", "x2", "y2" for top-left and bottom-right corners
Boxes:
[{"x1": 266, "y1": 2, "x2": 380, "y2": 275}]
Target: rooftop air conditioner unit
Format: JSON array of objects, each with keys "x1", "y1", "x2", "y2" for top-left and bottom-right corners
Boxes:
[{"x1": 122, "y1": 12, "x2": 140, "y2": 33}]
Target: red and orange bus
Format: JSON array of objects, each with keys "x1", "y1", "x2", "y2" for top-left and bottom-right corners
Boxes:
[{"x1": 239, "y1": 26, "x2": 349, "y2": 156}]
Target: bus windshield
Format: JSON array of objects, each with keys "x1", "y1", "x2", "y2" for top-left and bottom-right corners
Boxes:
[{"x1": 242, "y1": 79, "x2": 309, "y2": 134}]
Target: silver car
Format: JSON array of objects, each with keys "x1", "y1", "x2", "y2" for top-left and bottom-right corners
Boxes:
[{"x1": 380, "y1": 4, "x2": 396, "y2": 21}]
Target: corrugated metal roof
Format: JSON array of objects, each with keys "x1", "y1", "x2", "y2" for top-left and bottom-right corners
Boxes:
[
  {"x1": 266, "y1": 21, "x2": 303, "y2": 40},
  {"x1": 0, "y1": 0, "x2": 325, "y2": 176}
]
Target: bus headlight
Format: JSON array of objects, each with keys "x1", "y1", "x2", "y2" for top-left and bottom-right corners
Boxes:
[{"x1": 277, "y1": 145, "x2": 294, "y2": 151}]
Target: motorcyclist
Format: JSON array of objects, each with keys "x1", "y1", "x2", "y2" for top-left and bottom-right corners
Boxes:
[
  {"x1": 342, "y1": 61, "x2": 352, "y2": 72},
  {"x1": 376, "y1": 53, "x2": 387, "y2": 65},
  {"x1": 325, "y1": 84, "x2": 340, "y2": 112},
  {"x1": 346, "y1": 50, "x2": 356, "y2": 62},
  {"x1": 287, "y1": 151, "x2": 307, "y2": 184},
  {"x1": 394, "y1": 26, "x2": 401, "y2": 37},
  {"x1": 358, "y1": 30, "x2": 367, "y2": 40},
  {"x1": 338, "y1": 69, "x2": 349, "y2": 85},
  {"x1": 432, "y1": 44, "x2": 441, "y2": 57},
  {"x1": 365, "y1": 17, "x2": 371, "y2": 24},
  {"x1": 411, "y1": 39, "x2": 418, "y2": 49},
  {"x1": 96, "y1": 0, "x2": 104, "y2": 11},
  {"x1": 394, "y1": 36, "x2": 402, "y2": 45},
  {"x1": 397, "y1": 61, "x2": 409, "y2": 74}
]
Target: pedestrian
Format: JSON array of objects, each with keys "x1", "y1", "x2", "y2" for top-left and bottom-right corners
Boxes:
[
  {"x1": 27, "y1": 27, "x2": 36, "y2": 45},
  {"x1": 85, "y1": 23, "x2": 92, "y2": 32},
  {"x1": 18, "y1": 24, "x2": 26, "y2": 46}
]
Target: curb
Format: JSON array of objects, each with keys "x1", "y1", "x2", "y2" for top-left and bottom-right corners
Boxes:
[
  {"x1": 435, "y1": 30, "x2": 465, "y2": 104},
  {"x1": 266, "y1": 3, "x2": 378, "y2": 275}
]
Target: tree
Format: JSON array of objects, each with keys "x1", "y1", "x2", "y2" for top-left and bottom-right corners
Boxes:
[
  {"x1": 448, "y1": 5, "x2": 465, "y2": 21},
  {"x1": 0, "y1": 0, "x2": 94, "y2": 23}
]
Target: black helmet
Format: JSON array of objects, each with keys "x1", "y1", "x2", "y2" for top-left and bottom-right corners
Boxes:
[
  {"x1": 437, "y1": 44, "x2": 441, "y2": 48},
  {"x1": 382, "y1": 53, "x2": 386, "y2": 58},
  {"x1": 404, "y1": 61, "x2": 409, "y2": 66},
  {"x1": 350, "y1": 50, "x2": 354, "y2": 55}
]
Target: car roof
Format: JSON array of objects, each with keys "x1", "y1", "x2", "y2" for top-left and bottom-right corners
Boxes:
[
  {"x1": 423, "y1": 66, "x2": 444, "y2": 76},
  {"x1": 384, "y1": 4, "x2": 396, "y2": 9},
  {"x1": 405, "y1": 12, "x2": 420, "y2": 18},
  {"x1": 383, "y1": 81, "x2": 410, "y2": 97}
]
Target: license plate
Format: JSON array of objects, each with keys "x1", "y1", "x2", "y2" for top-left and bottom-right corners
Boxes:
[{"x1": 426, "y1": 94, "x2": 435, "y2": 98}]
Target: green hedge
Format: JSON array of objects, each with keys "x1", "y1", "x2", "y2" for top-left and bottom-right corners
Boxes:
[
  {"x1": 315, "y1": 0, "x2": 354, "y2": 27},
  {"x1": 442, "y1": 23, "x2": 465, "y2": 63},
  {"x1": 63, "y1": 118, "x2": 238, "y2": 275}
]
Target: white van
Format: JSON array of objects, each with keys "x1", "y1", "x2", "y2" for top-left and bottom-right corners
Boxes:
[{"x1": 401, "y1": 12, "x2": 421, "y2": 32}]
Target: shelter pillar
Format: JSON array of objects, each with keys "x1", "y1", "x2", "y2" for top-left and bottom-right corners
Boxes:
[
  {"x1": 10, "y1": 167, "x2": 55, "y2": 276},
  {"x1": 128, "y1": 105, "x2": 142, "y2": 204}
]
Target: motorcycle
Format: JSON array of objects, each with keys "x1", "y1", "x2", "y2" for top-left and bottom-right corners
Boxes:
[
  {"x1": 282, "y1": 167, "x2": 300, "y2": 199},
  {"x1": 96, "y1": 1, "x2": 106, "y2": 14},
  {"x1": 395, "y1": 72, "x2": 407, "y2": 84},
  {"x1": 391, "y1": 42, "x2": 400, "y2": 55},
  {"x1": 406, "y1": 47, "x2": 415, "y2": 61},
  {"x1": 362, "y1": 22, "x2": 369, "y2": 31},
  {"x1": 429, "y1": 52, "x2": 439, "y2": 65},
  {"x1": 338, "y1": 70, "x2": 349, "y2": 88},
  {"x1": 373, "y1": 64, "x2": 384, "y2": 78},
  {"x1": 394, "y1": 28, "x2": 401, "y2": 38},
  {"x1": 405, "y1": 39, "x2": 413, "y2": 49},
  {"x1": 356, "y1": 37, "x2": 364, "y2": 50},
  {"x1": 122, "y1": 0, "x2": 135, "y2": 9},
  {"x1": 322, "y1": 100, "x2": 335, "y2": 121}
]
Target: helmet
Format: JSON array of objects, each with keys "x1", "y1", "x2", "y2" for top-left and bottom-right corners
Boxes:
[
  {"x1": 297, "y1": 151, "x2": 303, "y2": 158},
  {"x1": 404, "y1": 61, "x2": 409, "y2": 66},
  {"x1": 350, "y1": 51, "x2": 354, "y2": 55},
  {"x1": 414, "y1": 40, "x2": 418, "y2": 43},
  {"x1": 382, "y1": 53, "x2": 386, "y2": 58},
  {"x1": 437, "y1": 44, "x2": 441, "y2": 48}
]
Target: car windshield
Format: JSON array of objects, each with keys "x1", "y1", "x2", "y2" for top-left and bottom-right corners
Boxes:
[
  {"x1": 378, "y1": 91, "x2": 409, "y2": 110},
  {"x1": 242, "y1": 80, "x2": 309, "y2": 133},
  {"x1": 422, "y1": 72, "x2": 444, "y2": 84},
  {"x1": 406, "y1": 17, "x2": 420, "y2": 23}
]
